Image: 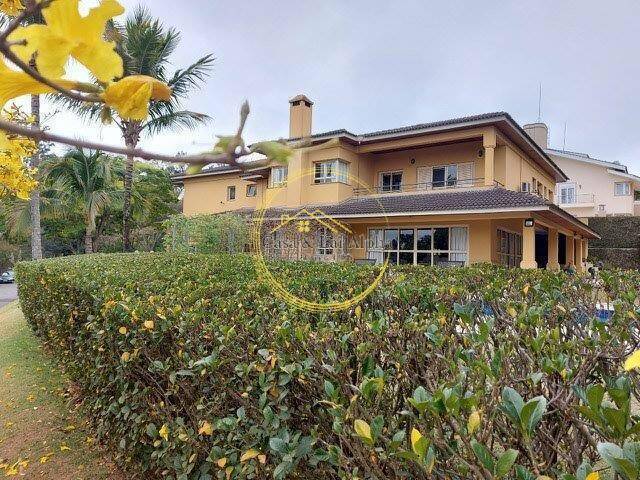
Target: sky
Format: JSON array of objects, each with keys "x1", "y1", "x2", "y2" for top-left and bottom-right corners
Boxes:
[{"x1": 40, "y1": 0, "x2": 640, "y2": 172}]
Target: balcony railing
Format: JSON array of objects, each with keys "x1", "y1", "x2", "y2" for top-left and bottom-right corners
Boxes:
[
  {"x1": 353, "y1": 178, "x2": 500, "y2": 196},
  {"x1": 556, "y1": 193, "x2": 595, "y2": 206}
]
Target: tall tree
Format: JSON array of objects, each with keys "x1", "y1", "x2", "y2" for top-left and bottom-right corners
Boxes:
[
  {"x1": 43, "y1": 149, "x2": 121, "y2": 254},
  {"x1": 57, "y1": 7, "x2": 213, "y2": 251}
]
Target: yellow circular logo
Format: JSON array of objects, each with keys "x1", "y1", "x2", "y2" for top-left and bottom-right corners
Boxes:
[{"x1": 251, "y1": 168, "x2": 389, "y2": 312}]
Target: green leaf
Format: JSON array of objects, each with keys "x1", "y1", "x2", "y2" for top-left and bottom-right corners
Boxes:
[
  {"x1": 515, "y1": 465, "x2": 536, "y2": 480},
  {"x1": 269, "y1": 437, "x2": 288, "y2": 454},
  {"x1": 495, "y1": 449, "x2": 518, "y2": 477},
  {"x1": 250, "y1": 141, "x2": 292, "y2": 164},
  {"x1": 370, "y1": 415, "x2": 384, "y2": 441},
  {"x1": 354, "y1": 419, "x2": 373, "y2": 445},
  {"x1": 597, "y1": 442, "x2": 639, "y2": 479},
  {"x1": 408, "y1": 386, "x2": 430, "y2": 415},
  {"x1": 519, "y1": 396, "x2": 547, "y2": 435},
  {"x1": 602, "y1": 407, "x2": 628, "y2": 437},
  {"x1": 501, "y1": 387, "x2": 524, "y2": 424},
  {"x1": 470, "y1": 440, "x2": 495, "y2": 473},
  {"x1": 360, "y1": 377, "x2": 384, "y2": 399}
]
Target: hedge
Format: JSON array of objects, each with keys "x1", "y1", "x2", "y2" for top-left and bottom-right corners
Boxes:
[{"x1": 15, "y1": 254, "x2": 640, "y2": 479}]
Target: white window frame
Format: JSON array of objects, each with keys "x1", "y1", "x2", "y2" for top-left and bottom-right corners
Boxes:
[
  {"x1": 246, "y1": 184, "x2": 257, "y2": 197},
  {"x1": 366, "y1": 226, "x2": 468, "y2": 266},
  {"x1": 270, "y1": 166, "x2": 288, "y2": 187},
  {"x1": 315, "y1": 227, "x2": 335, "y2": 256},
  {"x1": 314, "y1": 159, "x2": 349, "y2": 184},
  {"x1": 226, "y1": 185, "x2": 236, "y2": 201},
  {"x1": 379, "y1": 171, "x2": 403, "y2": 192},
  {"x1": 614, "y1": 182, "x2": 630, "y2": 196},
  {"x1": 557, "y1": 182, "x2": 576, "y2": 204},
  {"x1": 432, "y1": 164, "x2": 458, "y2": 188}
]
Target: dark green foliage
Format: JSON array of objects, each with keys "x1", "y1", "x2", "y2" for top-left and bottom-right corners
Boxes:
[
  {"x1": 15, "y1": 255, "x2": 640, "y2": 479},
  {"x1": 588, "y1": 216, "x2": 640, "y2": 269}
]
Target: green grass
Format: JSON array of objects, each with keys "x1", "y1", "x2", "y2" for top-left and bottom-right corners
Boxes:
[{"x1": 0, "y1": 302, "x2": 124, "y2": 479}]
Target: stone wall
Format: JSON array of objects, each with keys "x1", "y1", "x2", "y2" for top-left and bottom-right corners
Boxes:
[{"x1": 587, "y1": 216, "x2": 640, "y2": 269}]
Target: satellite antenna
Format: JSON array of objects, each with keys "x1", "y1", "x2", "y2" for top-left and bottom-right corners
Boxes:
[{"x1": 562, "y1": 122, "x2": 567, "y2": 152}]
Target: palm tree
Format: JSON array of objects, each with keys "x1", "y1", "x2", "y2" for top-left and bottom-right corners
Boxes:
[
  {"x1": 56, "y1": 7, "x2": 214, "y2": 251},
  {"x1": 43, "y1": 149, "x2": 122, "y2": 254}
]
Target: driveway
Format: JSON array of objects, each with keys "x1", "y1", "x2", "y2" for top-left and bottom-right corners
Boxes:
[{"x1": 0, "y1": 283, "x2": 17, "y2": 308}]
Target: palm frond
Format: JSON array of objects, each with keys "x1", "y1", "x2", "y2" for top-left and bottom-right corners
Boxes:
[
  {"x1": 144, "y1": 109, "x2": 211, "y2": 136},
  {"x1": 168, "y1": 54, "x2": 215, "y2": 100}
]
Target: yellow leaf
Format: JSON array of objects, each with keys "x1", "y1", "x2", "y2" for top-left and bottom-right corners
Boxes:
[
  {"x1": 8, "y1": 0, "x2": 124, "y2": 81},
  {"x1": 523, "y1": 284, "x2": 530, "y2": 295},
  {"x1": 159, "y1": 424, "x2": 169, "y2": 442},
  {"x1": 410, "y1": 428, "x2": 423, "y2": 454},
  {"x1": 507, "y1": 306, "x2": 517, "y2": 317},
  {"x1": 60, "y1": 444, "x2": 71, "y2": 451},
  {"x1": 586, "y1": 473, "x2": 600, "y2": 480},
  {"x1": 198, "y1": 420, "x2": 213, "y2": 436},
  {"x1": 121, "y1": 351, "x2": 131, "y2": 362},
  {"x1": 624, "y1": 350, "x2": 640, "y2": 371},
  {"x1": 216, "y1": 457, "x2": 227, "y2": 468},
  {"x1": 118, "y1": 326, "x2": 127, "y2": 335},
  {"x1": 143, "y1": 320, "x2": 155, "y2": 330},
  {"x1": 240, "y1": 449, "x2": 260, "y2": 462},
  {"x1": 467, "y1": 409, "x2": 481, "y2": 435},
  {"x1": 258, "y1": 454, "x2": 267, "y2": 464},
  {"x1": 354, "y1": 419, "x2": 372, "y2": 442},
  {"x1": 102, "y1": 75, "x2": 172, "y2": 121},
  {"x1": 178, "y1": 433, "x2": 188, "y2": 442},
  {"x1": 355, "y1": 305, "x2": 362, "y2": 319}
]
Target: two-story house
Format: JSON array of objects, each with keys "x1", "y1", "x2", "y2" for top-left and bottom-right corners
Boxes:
[
  {"x1": 176, "y1": 95, "x2": 598, "y2": 270},
  {"x1": 523, "y1": 122, "x2": 640, "y2": 219}
]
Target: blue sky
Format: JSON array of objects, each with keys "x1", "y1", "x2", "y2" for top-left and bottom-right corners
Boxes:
[{"x1": 46, "y1": 0, "x2": 640, "y2": 172}]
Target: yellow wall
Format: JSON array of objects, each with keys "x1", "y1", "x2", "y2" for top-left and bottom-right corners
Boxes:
[{"x1": 182, "y1": 129, "x2": 557, "y2": 215}]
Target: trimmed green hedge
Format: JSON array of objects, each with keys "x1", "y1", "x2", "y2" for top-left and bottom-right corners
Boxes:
[{"x1": 15, "y1": 254, "x2": 640, "y2": 479}]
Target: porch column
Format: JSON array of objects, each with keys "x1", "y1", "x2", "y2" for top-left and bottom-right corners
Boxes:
[
  {"x1": 565, "y1": 234, "x2": 575, "y2": 266},
  {"x1": 575, "y1": 237, "x2": 584, "y2": 272},
  {"x1": 582, "y1": 239, "x2": 589, "y2": 263},
  {"x1": 520, "y1": 219, "x2": 537, "y2": 269},
  {"x1": 483, "y1": 128, "x2": 496, "y2": 187},
  {"x1": 547, "y1": 228, "x2": 560, "y2": 270}
]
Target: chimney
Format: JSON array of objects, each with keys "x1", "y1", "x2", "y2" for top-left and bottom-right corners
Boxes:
[
  {"x1": 523, "y1": 122, "x2": 549, "y2": 149},
  {"x1": 289, "y1": 94, "x2": 313, "y2": 138}
]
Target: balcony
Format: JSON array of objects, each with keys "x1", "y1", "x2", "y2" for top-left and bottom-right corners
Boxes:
[
  {"x1": 353, "y1": 178, "x2": 500, "y2": 196},
  {"x1": 556, "y1": 193, "x2": 595, "y2": 207}
]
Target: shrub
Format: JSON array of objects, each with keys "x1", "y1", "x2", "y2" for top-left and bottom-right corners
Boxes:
[
  {"x1": 15, "y1": 254, "x2": 640, "y2": 479},
  {"x1": 164, "y1": 214, "x2": 249, "y2": 254}
]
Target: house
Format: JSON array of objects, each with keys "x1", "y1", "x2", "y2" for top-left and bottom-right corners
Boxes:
[
  {"x1": 523, "y1": 123, "x2": 640, "y2": 219},
  {"x1": 176, "y1": 95, "x2": 599, "y2": 270}
]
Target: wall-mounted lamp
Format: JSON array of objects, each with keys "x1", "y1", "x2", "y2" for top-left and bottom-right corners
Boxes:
[
  {"x1": 410, "y1": 158, "x2": 416, "y2": 164},
  {"x1": 524, "y1": 218, "x2": 535, "y2": 228}
]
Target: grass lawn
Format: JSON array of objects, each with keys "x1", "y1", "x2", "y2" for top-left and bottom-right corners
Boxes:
[{"x1": 0, "y1": 302, "x2": 125, "y2": 479}]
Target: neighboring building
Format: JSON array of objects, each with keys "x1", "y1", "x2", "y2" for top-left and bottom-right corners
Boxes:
[
  {"x1": 523, "y1": 123, "x2": 640, "y2": 219},
  {"x1": 176, "y1": 96, "x2": 599, "y2": 270}
]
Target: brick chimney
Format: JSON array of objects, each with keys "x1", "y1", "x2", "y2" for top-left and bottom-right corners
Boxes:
[
  {"x1": 289, "y1": 94, "x2": 313, "y2": 138},
  {"x1": 523, "y1": 122, "x2": 549, "y2": 149}
]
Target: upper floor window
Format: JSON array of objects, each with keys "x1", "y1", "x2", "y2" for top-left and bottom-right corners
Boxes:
[
  {"x1": 521, "y1": 182, "x2": 531, "y2": 193},
  {"x1": 246, "y1": 184, "x2": 257, "y2": 197},
  {"x1": 227, "y1": 185, "x2": 236, "y2": 201},
  {"x1": 314, "y1": 159, "x2": 349, "y2": 184},
  {"x1": 270, "y1": 166, "x2": 288, "y2": 187},
  {"x1": 614, "y1": 182, "x2": 630, "y2": 196},
  {"x1": 432, "y1": 164, "x2": 458, "y2": 188},
  {"x1": 380, "y1": 171, "x2": 403, "y2": 192},
  {"x1": 558, "y1": 183, "x2": 576, "y2": 204}
]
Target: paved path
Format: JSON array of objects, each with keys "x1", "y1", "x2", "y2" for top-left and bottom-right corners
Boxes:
[{"x1": 0, "y1": 283, "x2": 17, "y2": 308}]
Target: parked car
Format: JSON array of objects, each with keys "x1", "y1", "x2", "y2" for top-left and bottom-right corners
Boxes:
[{"x1": 0, "y1": 270, "x2": 14, "y2": 284}]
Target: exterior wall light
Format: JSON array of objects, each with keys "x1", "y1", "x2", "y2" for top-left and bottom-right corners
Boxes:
[{"x1": 524, "y1": 218, "x2": 535, "y2": 228}]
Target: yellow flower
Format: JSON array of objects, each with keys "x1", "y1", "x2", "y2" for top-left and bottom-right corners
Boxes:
[
  {"x1": 159, "y1": 424, "x2": 169, "y2": 441},
  {"x1": 8, "y1": 0, "x2": 124, "y2": 82},
  {"x1": 198, "y1": 420, "x2": 213, "y2": 436},
  {"x1": 624, "y1": 350, "x2": 640, "y2": 371},
  {"x1": 586, "y1": 473, "x2": 600, "y2": 480},
  {"x1": 118, "y1": 326, "x2": 127, "y2": 335},
  {"x1": 101, "y1": 75, "x2": 172, "y2": 121},
  {"x1": 121, "y1": 351, "x2": 130, "y2": 362},
  {"x1": 467, "y1": 409, "x2": 481, "y2": 435},
  {"x1": 143, "y1": 320, "x2": 155, "y2": 330},
  {"x1": 0, "y1": 61, "x2": 77, "y2": 110},
  {"x1": 0, "y1": 0, "x2": 23, "y2": 16}
]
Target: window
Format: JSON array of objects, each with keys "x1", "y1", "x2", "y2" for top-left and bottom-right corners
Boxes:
[
  {"x1": 246, "y1": 184, "x2": 257, "y2": 197},
  {"x1": 521, "y1": 182, "x2": 531, "y2": 193},
  {"x1": 598, "y1": 204, "x2": 606, "y2": 212},
  {"x1": 614, "y1": 182, "x2": 630, "y2": 196},
  {"x1": 558, "y1": 183, "x2": 576, "y2": 204},
  {"x1": 314, "y1": 159, "x2": 349, "y2": 184},
  {"x1": 227, "y1": 185, "x2": 236, "y2": 201},
  {"x1": 432, "y1": 165, "x2": 458, "y2": 187},
  {"x1": 270, "y1": 166, "x2": 288, "y2": 187},
  {"x1": 367, "y1": 226, "x2": 468, "y2": 266},
  {"x1": 380, "y1": 171, "x2": 403, "y2": 192},
  {"x1": 497, "y1": 229, "x2": 522, "y2": 268},
  {"x1": 316, "y1": 227, "x2": 334, "y2": 256}
]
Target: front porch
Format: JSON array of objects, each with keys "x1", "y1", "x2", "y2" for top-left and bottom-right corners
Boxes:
[{"x1": 260, "y1": 212, "x2": 594, "y2": 271}]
